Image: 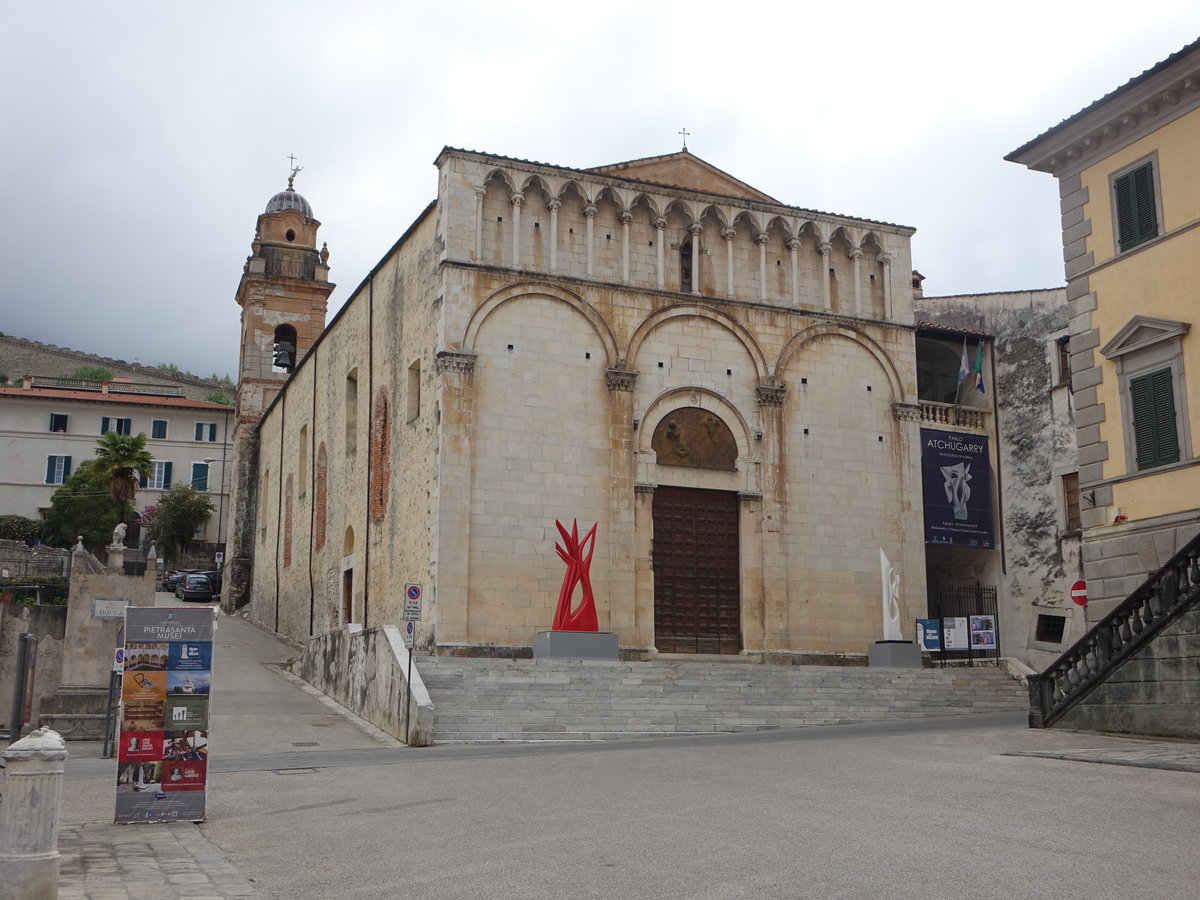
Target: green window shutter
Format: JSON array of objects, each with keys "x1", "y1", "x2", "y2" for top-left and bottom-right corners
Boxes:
[
  {"x1": 63, "y1": 456, "x2": 71, "y2": 478},
  {"x1": 140, "y1": 471, "x2": 149, "y2": 489},
  {"x1": 192, "y1": 462, "x2": 208, "y2": 491},
  {"x1": 1131, "y1": 368, "x2": 1179, "y2": 469},
  {"x1": 45, "y1": 457, "x2": 56, "y2": 483},
  {"x1": 101, "y1": 416, "x2": 111, "y2": 434},
  {"x1": 1115, "y1": 163, "x2": 1158, "y2": 251},
  {"x1": 163, "y1": 461, "x2": 173, "y2": 489},
  {"x1": 152, "y1": 420, "x2": 167, "y2": 439},
  {"x1": 195, "y1": 423, "x2": 204, "y2": 441}
]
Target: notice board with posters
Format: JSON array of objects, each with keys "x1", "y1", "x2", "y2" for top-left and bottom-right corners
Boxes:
[
  {"x1": 115, "y1": 606, "x2": 216, "y2": 824},
  {"x1": 920, "y1": 428, "x2": 995, "y2": 549}
]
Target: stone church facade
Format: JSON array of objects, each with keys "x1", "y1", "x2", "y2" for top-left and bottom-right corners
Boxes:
[{"x1": 227, "y1": 148, "x2": 931, "y2": 660}]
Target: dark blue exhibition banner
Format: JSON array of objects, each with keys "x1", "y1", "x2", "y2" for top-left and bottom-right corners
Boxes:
[{"x1": 921, "y1": 428, "x2": 995, "y2": 549}]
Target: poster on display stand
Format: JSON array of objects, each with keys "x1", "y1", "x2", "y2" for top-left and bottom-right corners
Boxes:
[
  {"x1": 943, "y1": 616, "x2": 970, "y2": 651},
  {"x1": 115, "y1": 607, "x2": 216, "y2": 824}
]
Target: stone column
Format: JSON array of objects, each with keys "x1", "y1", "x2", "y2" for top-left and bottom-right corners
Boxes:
[
  {"x1": 723, "y1": 227, "x2": 736, "y2": 298},
  {"x1": 620, "y1": 211, "x2": 632, "y2": 283},
  {"x1": 548, "y1": 198, "x2": 561, "y2": 272},
  {"x1": 0, "y1": 727, "x2": 68, "y2": 900},
  {"x1": 654, "y1": 217, "x2": 666, "y2": 289},
  {"x1": 849, "y1": 246, "x2": 863, "y2": 316},
  {"x1": 755, "y1": 232, "x2": 769, "y2": 301},
  {"x1": 606, "y1": 368, "x2": 639, "y2": 638},
  {"x1": 510, "y1": 192, "x2": 524, "y2": 268},
  {"x1": 433, "y1": 351, "x2": 478, "y2": 644},
  {"x1": 584, "y1": 204, "x2": 597, "y2": 276},
  {"x1": 689, "y1": 223, "x2": 703, "y2": 295},
  {"x1": 787, "y1": 238, "x2": 801, "y2": 306},
  {"x1": 878, "y1": 252, "x2": 894, "y2": 320},
  {"x1": 473, "y1": 185, "x2": 486, "y2": 262},
  {"x1": 819, "y1": 242, "x2": 832, "y2": 311}
]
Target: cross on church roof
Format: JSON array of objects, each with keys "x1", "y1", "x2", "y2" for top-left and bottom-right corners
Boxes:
[
  {"x1": 287, "y1": 154, "x2": 303, "y2": 190},
  {"x1": 678, "y1": 127, "x2": 690, "y2": 150}
]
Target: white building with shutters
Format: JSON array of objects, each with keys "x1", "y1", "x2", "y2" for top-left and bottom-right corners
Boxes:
[{"x1": 0, "y1": 376, "x2": 232, "y2": 539}]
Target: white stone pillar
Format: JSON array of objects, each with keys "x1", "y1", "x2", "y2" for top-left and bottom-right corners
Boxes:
[
  {"x1": 849, "y1": 246, "x2": 863, "y2": 316},
  {"x1": 620, "y1": 211, "x2": 632, "y2": 283},
  {"x1": 473, "y1": 185, "x2": 486, "y2": 262},
  {"x1": 510, "y1": 192, "x2": 524, "y2": 268},
  {"x1": 0, "y1": 727, "x2": 68, "y2": 900},
  {"x1": 819, "y1": 242, "x2": 832, "y2": 311},
  {"x1": 723, "y1": 227, "x2": 736, "y2": 298},
  {"x1": 654, "y1": 217, "x2": 666, "y2": 289},
  {"x1": 548, "y1": 199, "x2": 560, "y2": 272},
  {"x1": 584, "y1": 204, "x2": 596, "y2": 276},
  {"x1": 878, "y1": 252, "x2": 894, "y2": 320},
  {"x1": 755, "y1": 232, "x2": 769, "y2": 301},
  {"x1": 689, "y1": 223, "x2": 702, "y2": 295},
  {"x1": 787, "y1": 238, "x2": 801, "y2": 306}
]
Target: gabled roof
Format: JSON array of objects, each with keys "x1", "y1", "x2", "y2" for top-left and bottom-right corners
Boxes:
[
  {"x1": 0, "y1": 386, "x2": 232, "y2": 411},
  {"x1": 587, "y1": 150, "x2": 779, "y2": 203}
]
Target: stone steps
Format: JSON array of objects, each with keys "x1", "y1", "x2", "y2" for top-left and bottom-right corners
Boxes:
[{"x1": 418, "y1": 656, "x2": 1027, "y2": 743}]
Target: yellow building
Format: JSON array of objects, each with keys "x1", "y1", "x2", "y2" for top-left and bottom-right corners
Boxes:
[{"x1": 1008, "y1": 39, "x2": 1200, "y2": 615}]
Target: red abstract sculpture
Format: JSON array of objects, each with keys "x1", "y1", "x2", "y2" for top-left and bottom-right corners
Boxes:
[{"x1": 552, "y1": 519, "x2": 599, "y2": 632}]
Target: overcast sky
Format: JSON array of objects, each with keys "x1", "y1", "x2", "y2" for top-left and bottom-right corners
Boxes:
[{"x1": 3, "y1": 1, "x2": 1197, "y2": 379}]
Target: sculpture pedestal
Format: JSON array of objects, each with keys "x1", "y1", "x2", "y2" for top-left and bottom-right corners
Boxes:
[
  {"x1": 867, "y1": 640, "x2": 922, "y2": 668},
  {"x1": 534, "y1": 631, "x2": 618, "y2": 660}
]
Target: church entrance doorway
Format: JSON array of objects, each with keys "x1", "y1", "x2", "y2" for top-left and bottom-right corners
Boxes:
[{"x1": 652, "y1": 485, "x2": 741, "y2": 654}]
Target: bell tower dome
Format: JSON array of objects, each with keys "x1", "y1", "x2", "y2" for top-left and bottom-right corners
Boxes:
[{"x1": 233, "y1": 167, "x2": 335, "y2": 423}]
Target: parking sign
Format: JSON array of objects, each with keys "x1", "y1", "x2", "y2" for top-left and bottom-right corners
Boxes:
[{"x1": 403, "y1": 584, "x2": 422, "y2": 621}]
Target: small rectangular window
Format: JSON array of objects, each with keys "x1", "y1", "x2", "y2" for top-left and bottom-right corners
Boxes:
[
  {"x1": 1114, "y1": 161, "x2": 1158, "y2": 252},
  {"x1": 407, "y1": 360, "x2": 421, "y2": 421},
  {"x1": 191, "y1": 462, "x2": 209, "y2": 491},
  {"x1": 1035, "y1": 614, "x2": 1067, "y2": 644},
  {"x1": 45, "y1": 455, "x2": 72, "y2": 485},
  {"x1": 194, "y1": 422, "x2": 217, "y2": 442},
  {"x1": 49, "y1": 413, "x2": 68, "y2": 433},
  {"x1": 102, "y1": 417, "x2": 133, "y2": 435},
  {"x1": 152, "y1": 419, "x2": 168, "y2": 439},
  {"x1": 143, "y1": 460, "x2": 173, "y2": 490},
  {"x1": 1056, "y1": 337, "x2": 1071, "y2": 388},
  {"x1": 1130, "y1": 367, "x2": 1179, "y2": 470},
  {"x1": 1062, "y1": 472, "x2": 1081, "y2": 532}
]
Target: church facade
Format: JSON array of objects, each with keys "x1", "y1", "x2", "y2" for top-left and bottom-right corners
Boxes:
[{"x1": 227, "y1": 148, "x2": 937, "y2": 660}]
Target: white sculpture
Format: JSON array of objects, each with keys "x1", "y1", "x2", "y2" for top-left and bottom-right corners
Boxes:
[
  {"x1": 879, "y1": 549, "x2": 903, "y2": 641},
  {"x1": 111, "y1": 522, "x2": 127, "y2": 546}
]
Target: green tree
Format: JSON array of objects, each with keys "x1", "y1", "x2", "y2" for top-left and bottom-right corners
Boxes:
[
  {"x1": 204, "y1": 389, "x2": 234, "y2": 406},
  {"x1": 145, "y1": 485, "x2": 214, "y2": 564},
  {"x1": 70, "y1": 365, "x2": 115, "y2": 381},
  {"x1": 0, "y1": 515, "x2": 44, "y2": 544},
  {"x1": 94, "y1": 432, "x2": 153, "y2": 523},
  {"x1": 42, "y1": 460, "x2": 119, "y2": 551}
]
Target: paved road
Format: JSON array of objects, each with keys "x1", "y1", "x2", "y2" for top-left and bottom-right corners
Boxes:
[{"x1": 52, "y1": 599, "x2": 1200, "y2": 899}]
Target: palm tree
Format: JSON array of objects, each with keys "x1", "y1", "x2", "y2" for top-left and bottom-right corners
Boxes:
[{"x1": 94, "y1": 432, "x2": 153, "y2": 524}]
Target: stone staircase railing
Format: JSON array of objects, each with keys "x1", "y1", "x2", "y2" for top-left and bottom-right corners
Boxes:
[{"x1": 1027, "y1": 530, "x2": 1200, "y2": 728}]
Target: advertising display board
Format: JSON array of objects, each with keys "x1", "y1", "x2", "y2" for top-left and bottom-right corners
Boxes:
[
  {"x1": 115, "y1": 607, "x2": 216, "y2": 824},
  {"x1": 942, "y1": 616, "x2": 970, "y2": 651},
  {"x1": 969, "y1": 614, "x2": 997, "y2": 651},
  {"x1": 915, "y1": 619, "x2": 942, "y2": 652},
  {"x1": 921, "y1": 428, "x2": 995, "y2": 549}
]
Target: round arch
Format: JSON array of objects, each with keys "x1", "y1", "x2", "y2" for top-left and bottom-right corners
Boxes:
[
  {"x1": 461, "y1": 280, "x2": 620, "y2": 368},
  {"x1": 638, "y1": 386, "x2": 755, "y2": 462},
  {"x1": 625, "y1": 303, "x2": 771, "y2": 382},
  {"x1": 774, "y1": 322, "x2": 905, "y2": 400}
]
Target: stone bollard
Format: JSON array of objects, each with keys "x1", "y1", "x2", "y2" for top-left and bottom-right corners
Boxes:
[{"x1": 0, "y1": 727, "x2": 69, "y2": 900}]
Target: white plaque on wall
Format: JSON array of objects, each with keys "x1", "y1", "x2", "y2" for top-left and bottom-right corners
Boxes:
[{"x1": 93, "y1": 598, "x2": 129, "y2": 619}]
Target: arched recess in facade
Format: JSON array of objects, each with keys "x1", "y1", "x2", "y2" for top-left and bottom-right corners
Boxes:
[
  {"x1": 624, "y1": 303, "x2": 771, "y2": 382},
  {"x1": 460, "y1": 280, "x2": 620, "y2": 368},
  {"x1": 774, "y1": 322, "x2": 905, "y2": 401},
  {"x1": 637, "y1": 386, "x2": 757, "y2": 488}
]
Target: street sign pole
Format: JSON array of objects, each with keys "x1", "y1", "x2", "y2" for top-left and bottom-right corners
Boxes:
[{"x1": 402, "y1": 585, "x2": 421, "y2": 746}]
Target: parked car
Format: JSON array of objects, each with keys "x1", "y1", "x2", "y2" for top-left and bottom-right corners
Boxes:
[
  {"x1": 194, "y1": 570, "x2": 222, "y2": 597},
  {"x1": 162, "y1": 569, "x2": 200, "y2": 592},
  {"x1": 175, "y1": 574, "x2": 215, "y2": 602}
]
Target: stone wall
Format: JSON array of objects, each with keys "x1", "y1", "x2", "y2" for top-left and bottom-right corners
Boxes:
[
  {"x1": 0, "y1": 604, "x2": 67, "y2": 731},
  {"x1": 1056, "y1": 603, "x2": 1200, "y2": 738},
  {"x1": 0, "y1": 540, "x2": 70, "y2": 578},
  {"x1": 295, "y1": 623, "x2": 433, "y2": 746}
]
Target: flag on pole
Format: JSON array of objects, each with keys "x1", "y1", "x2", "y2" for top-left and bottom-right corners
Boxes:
[
  {"x1": 957, "y1": 339, "x2": 969, "y2": 386},
  {"x1": 972, "y1": 342, "x2": 986, "y2": 394}
]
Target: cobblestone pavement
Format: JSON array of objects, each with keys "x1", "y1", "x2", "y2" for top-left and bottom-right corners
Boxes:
[{"x1": 57, "y1": 821, "x2": 266, "y2": 900}]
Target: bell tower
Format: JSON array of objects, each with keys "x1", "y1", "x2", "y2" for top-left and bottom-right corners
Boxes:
[
  {"x1": 224, "y1": 166, "x2": 335, "y2": 613},
  {"x1": 234, "y1": 168, "x2": 335, "y2": 422}
]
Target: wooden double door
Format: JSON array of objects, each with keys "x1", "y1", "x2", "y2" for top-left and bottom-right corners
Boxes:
[{"x1": 652, "y1": 486, "x2": 741, "y2": 654}]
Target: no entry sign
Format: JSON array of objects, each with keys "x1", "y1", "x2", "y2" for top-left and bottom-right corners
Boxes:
[{"x1": 1070, "y1": 580, "x2": 1088, "y2": 606}]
